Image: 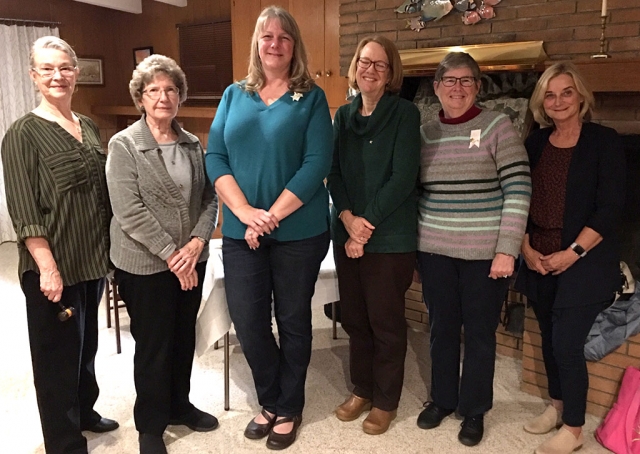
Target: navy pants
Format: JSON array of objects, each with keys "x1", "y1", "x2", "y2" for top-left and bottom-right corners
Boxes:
[
  {"x1": 115, "y1": 261, "x2": 206, "y2": 436},
  {"x1": 23, "y1": 271, "x2": 104, "y2": 454},
  {"x1": 222, "y1": 231, "x2": 329, "y2": 417},
  {"x1": 335, "y1": 247, "x2": 415, "y2": 411},
  {"x1": 418, "y1": 252, "x2": 509, "y2": 417},
  {"x1": 530, "y1": 274, "x2": 608, "y2": 427}
]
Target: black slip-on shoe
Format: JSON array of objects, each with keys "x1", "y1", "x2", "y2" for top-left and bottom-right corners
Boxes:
[{"x1": 169, "y1": 407, "x2": 219, "y2": 432}]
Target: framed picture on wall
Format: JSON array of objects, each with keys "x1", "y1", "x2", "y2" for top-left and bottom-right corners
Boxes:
[
  {"x1": 77, "y1": 57, "x2": 104, "y2": 86},
  {"x1": 133, "y1": 46, "x2": 154, "y2": 67}
]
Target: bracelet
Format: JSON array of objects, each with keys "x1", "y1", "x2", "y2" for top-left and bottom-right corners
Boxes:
[{"x1": 193, "y1": 236, "x2": 207, "y2": 245}]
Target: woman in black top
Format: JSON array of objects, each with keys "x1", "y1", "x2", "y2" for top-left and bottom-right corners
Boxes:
[{"x1": 515, "y1": 62, "x2": 625, "y2": 454}]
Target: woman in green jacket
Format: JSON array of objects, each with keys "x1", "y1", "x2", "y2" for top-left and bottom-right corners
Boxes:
[{"x1": 327, "y1": 35, "x2": 421, "y2": 436}]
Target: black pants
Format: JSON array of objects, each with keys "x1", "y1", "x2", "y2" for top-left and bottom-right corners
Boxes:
[
  {"x1": 530, "y1": 274, "x2": 608, "y2": 427},
  {"x1": 335, "y1": 247, "x2": 415, "y2": 411},
  {"x1": 222, "y1": 232, "x2": 330, "y2": 417},
  {"x1": 418, "y1": 252, "x2": 509, "y2": 417},
  {"x1": 115, "y1": 261, "x2": 206, "y2": 436},
  {"x1": 22, "y1": 271, "x2": 104, "y2": 454}
]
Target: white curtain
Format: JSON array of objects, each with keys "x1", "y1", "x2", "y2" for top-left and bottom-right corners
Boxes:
[{"x1": 0, "y1": 24, "x2": 59, "y2": 244}]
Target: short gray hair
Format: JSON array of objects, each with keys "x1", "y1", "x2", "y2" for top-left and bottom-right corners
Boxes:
[
  {"x1": 434, "y1": 51, "x2": 481, "y2": 81},
  {"x1": 30, "y1": 36, "x2": 78, "y2": 68},
  {"x1": 129, "y1": 54, "x2": 188, "y2": 112}
]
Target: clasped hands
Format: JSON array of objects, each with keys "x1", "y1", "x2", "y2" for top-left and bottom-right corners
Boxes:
[
  {"x1": 341, "y1": 211, "x2": 374, "y2": 259},
  {"x1": 167, "y1": 238, "x2": 205, "y2": 291},
  {"x1": 238, "y1": 205, "x2": 279, "y2": 250},
  {"x1": 523, "y1": 245, "x2": 578, "y2": 276}
]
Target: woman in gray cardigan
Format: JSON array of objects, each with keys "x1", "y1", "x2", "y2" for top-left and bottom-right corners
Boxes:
[{"x1": 106, "y1": 55, "x2": 218, "y2": 454}]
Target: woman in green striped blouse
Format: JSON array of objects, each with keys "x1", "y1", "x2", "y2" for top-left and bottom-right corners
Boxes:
[{"x1": 1, "y1": 36, "x2": 117, "y2": 454}]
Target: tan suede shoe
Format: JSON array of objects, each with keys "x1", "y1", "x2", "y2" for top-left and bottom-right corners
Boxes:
[
  {"x1": 362, "y1": 407, "x2": 397, "y2": 435},
  {"x1": 534, "y1": 427, "x2": 584, "y2": 454},
  {"x1": 335, "y1": 394, "x2": 372, "y2": 422},
  {"x1": 524, "y1": 405, "x2": 563, "y2": 434}
]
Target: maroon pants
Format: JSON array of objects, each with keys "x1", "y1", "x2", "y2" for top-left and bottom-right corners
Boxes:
[{"x1": 335, "y1": 246, "x2": 416, "y2": 411}]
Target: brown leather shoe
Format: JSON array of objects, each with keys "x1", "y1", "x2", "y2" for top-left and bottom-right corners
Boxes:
[
  {"x1": 244, "y1": 408, "x2": 276, "y2": 440},
  {"x1": 335, "y1": 394, "x2": 372, "y2": 422},
  {"x1": 362, "y1": 407, "x2": 397, "y2": 435}
]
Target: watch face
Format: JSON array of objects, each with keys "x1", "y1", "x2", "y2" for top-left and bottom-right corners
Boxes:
[{"x1": 572, "y1": 243, "x2": 586, "y2": 256}]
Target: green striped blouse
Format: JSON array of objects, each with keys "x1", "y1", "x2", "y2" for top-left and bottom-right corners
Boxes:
[{"x1": 2, "y1": 112, "x2": 111, "y2": 286}]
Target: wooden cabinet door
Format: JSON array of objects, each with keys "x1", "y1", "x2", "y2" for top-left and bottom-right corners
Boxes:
[
  {"x1": 322, "y1": 0, "x2": 349, "y2": 109},
  {"x1": 232, "y1": 0, "x2": 348, "y2": 109},
  {"x1": 231, "y1": 0, "x2": 262, "y2": 81}
]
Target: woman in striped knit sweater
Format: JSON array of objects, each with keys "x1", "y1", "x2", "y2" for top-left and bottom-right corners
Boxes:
[{"x1": 415, "y1": 52, "x2": 531, "y2": 447}]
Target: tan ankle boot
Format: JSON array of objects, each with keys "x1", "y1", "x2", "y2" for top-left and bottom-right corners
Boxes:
[
  {"x1": 362, "y1": 407, "x2": 397, "y2": 435},
  {"x1": 524, "y1": 405, "x2": 563, "y2": 434},
  {"x1": 335, "y1": 394, "x2": 372, "y2": 422},
  {"x1": 535, "y1": 427, "x2": 584, "y2": 454}
]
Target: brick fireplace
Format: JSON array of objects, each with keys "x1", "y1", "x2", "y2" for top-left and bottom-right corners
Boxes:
[{"x1": 337, "y1": 0, "x2": 640, "y2": 418}]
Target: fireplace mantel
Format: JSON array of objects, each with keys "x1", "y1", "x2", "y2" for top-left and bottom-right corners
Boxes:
[{"x1": 571, "y1": 59, "x2": 640, "y2": 93}]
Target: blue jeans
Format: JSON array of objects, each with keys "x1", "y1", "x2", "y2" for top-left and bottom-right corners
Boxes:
[{"x1": 222, "y1": 231, "x2": 330, "y2": 417}]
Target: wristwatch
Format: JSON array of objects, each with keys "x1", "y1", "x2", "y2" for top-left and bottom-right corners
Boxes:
[{"x1": 570, "y1": 242, "x2": 587, "y2": 258}]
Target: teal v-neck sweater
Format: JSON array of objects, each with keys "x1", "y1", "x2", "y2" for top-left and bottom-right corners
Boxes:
[
  {"x1": 327, "y1": 93, "x2": 421, "y2": 253},
  {"x1": 206, "y1": 83, "x2": 333, "y2": 241}
]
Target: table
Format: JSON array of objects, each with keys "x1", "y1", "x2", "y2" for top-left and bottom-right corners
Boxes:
[{"x1": 195, "y1": 239, "x2": 340, "y2": 409}]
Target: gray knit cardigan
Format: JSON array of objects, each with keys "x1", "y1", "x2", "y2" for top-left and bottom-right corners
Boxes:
[{"x1": 106, "y1": 116, "x2": 218, "y2": 275}]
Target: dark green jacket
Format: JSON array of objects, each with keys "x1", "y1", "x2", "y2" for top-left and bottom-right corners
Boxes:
[{"x1": 327, "y1": 92, "x2": 420, "y2": 253}]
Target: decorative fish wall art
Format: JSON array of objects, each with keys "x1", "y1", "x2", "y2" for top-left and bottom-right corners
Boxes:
[{"x1": 396, "y1": 0, "x2": 502, "y2": 30}]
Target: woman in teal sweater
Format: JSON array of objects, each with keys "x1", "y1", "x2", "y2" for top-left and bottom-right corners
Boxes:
[
  {"x1": 205, "y1": 6, "x2": 332, "y2": 450},
  {"x1": 327, "y1": 35, "x2": 421, "y2": 436}
]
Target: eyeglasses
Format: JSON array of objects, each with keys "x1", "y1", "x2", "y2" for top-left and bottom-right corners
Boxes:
[
  {"x1": 439, "y1": 76, "x2": 477, "y2": 87},
  {"x1": 31, "y1": 66, "x2": 76, "y2": 79},
  {"x1": 142, "y1": 86, "x2": 180, "y2": 100},
  {"x1": 357, "y1": 57, "x2": 390, "y2": 72}
]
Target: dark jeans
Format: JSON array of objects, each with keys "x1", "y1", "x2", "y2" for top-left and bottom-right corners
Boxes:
[
  {"x1": 418, "y1": 252, "x2": 510, "y2": 417},
  {"x1": 22, "y1": 271, "x2": 104, "y2": 454},
  {"x1": 222, "y1": 231, "x2": 330, "y2": 417},
  {"x1": 335, "y1": 247, "x2": 415, "y2": 411},
  {"x1": 114, "y1": 261, "x2": 206, "y2": 436},
  {"x1": 530, "y1": 274, "x2": 608, "y2": 427}
]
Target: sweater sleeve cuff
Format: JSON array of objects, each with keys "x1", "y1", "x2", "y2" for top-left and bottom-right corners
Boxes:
[{"x1": 157, "y1": 243, "x2": 176, "y2": 261}]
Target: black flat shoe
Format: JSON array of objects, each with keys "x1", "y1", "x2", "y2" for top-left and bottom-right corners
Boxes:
[
  {"x1": 81, "y1": 417, "x2": 119, "y2": 433},
  {"x1": 417, "y1": 402, "x2": 454, "y2": 429},
  {"x1": 169, "y1": 407, "x2": 219, "y2": 432},
  {"x1": 265, "y1": 415, "x2": 302, "y2": 450},
  {"x1": 458, "y1": 414, "x2": 484, "y2": 447},
  {"x1": 244, "y1": 408, "x2": 276, "y2": 440},
  {"x1": 139, "y1": 433, "x2": 167, "y2": 454}
]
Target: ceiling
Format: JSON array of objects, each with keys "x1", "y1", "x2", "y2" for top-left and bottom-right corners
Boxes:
[{"x1": 73, "y1": 0, "x2": 187, "y2": 14}]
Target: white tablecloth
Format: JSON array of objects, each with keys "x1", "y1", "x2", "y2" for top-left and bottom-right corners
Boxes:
[{"x1": 195, "y1": 239, "x2": 340, "y2": 356}]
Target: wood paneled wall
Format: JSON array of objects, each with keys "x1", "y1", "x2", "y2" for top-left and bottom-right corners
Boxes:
[{"x1": 0, "y1": 0, "x2": 230, "y2": 130}]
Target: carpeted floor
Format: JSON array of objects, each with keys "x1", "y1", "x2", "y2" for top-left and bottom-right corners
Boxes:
[{"x1": 0, "y1": 242, "x2": 609, "y2": 453}]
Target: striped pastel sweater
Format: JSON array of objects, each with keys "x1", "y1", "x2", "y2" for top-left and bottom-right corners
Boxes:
[{"x1": 418, "y1": 109, "x2": 531, "y2": 260}]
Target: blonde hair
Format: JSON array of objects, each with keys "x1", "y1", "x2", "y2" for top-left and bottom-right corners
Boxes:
[
  {"x1": 529, "y1": 62, "x2": 594, "y2": 127},
  {"x1": 243, "y1": 6, "x2": 314, "y2": 94},
  {"x1": 347, "y1": 35, "x2": 404, "y2": 94}
]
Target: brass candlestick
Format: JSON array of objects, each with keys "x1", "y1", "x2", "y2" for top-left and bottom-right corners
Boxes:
[{"x1": 591, "y1": 15, "x2": 611, "y2": 59}]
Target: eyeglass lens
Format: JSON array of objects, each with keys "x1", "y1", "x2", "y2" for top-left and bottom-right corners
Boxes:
[
  {"x1": 441, "y1": 77, "x2": 476, "y2": 87},
  {"x1": 357, "y1": 58, "x2": 389, "y2": 72}
]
